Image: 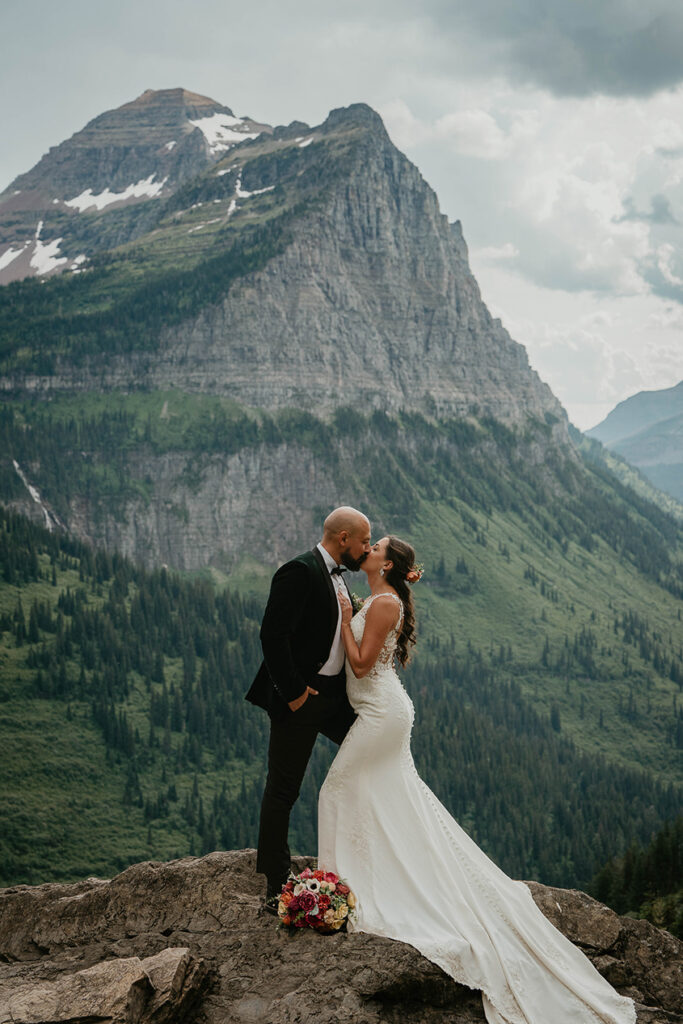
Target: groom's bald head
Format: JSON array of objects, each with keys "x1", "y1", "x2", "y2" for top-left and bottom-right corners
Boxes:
[
  {"x1": 323, "y1": 506, "x2": 369, "y2": 540},
  {"x1": 322, "y1": 506, "x2": 371, "y2": 571}
]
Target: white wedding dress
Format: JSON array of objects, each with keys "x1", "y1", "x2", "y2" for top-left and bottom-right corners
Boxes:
[{"x1": 318, "y1": 593, "x2": 636, "y2": 1024}]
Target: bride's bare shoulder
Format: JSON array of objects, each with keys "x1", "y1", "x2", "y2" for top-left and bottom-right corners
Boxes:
[{"x1": 365, "y1": 592, "x2": 402, "y2": 625}]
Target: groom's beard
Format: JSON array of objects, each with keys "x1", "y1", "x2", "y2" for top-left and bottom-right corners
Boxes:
[{"x1": 341, "y1": 550, "x2": 368, "y2": 573}]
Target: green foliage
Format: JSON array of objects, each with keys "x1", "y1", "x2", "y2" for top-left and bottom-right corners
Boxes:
[
  {"x1": 0, "y1": 505, "x2": 268, "y2": 884},
  {"x1": 591, "y1": 816, "x2": 683, "y2": 937}
]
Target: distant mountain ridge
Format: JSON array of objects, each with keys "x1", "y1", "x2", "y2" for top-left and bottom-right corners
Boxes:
[
  {"x1": 588, "y1": 382, "x2": 683, "y2": 502},
  {"x1": 0, "y1": 88, "x2": 272, "y2": 284}
]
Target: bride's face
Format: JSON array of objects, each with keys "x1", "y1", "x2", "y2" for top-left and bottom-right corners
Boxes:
[{"x1": 362, "y1": 537, "x2": 390, "y2": 576}]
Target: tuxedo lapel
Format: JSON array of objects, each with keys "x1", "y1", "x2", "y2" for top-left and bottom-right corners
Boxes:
[{"x1": 311, "y1": 546, "x2": 338, "y2": 652}]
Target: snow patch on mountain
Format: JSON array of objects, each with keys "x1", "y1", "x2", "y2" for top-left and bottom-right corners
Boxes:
[
  {"x1": 30, "y1": 220, "x2": 67, "y2": 276},
  {"x1": 0, "y1": 244, "x2": 28, "y2": 272},
  {"x1": 64, "y1": 174, "x2": 168, "y2": 212},
  {"x1": 189, "y1": 113, "x2": 259, "y2": 154},
  {"x1": 234, "y1": 177, "x2": 274, "y2": 199}
]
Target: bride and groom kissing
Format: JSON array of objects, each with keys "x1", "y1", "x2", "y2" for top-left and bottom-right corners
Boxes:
[{"x1": 246, "y1": 506, "x2": 636, "y2": 1024}]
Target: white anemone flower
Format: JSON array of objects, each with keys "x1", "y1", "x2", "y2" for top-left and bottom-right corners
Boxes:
[{"x1": 306, "y1": 879, "x2": 321, "y2": 893}]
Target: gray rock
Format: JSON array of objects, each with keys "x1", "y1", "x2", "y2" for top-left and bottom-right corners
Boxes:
[
  {"x1": 0, "y1": 947, "x2": 208, "y2": 1024},
  {"x1": 0, "y1": 850, "x2": 679, "y2": 1024}
]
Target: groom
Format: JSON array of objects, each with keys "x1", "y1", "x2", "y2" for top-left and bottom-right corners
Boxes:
[{"x1": 246, "y1": 505, "x2": 371, "y2": 909}]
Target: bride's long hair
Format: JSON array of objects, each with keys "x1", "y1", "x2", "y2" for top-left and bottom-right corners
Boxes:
[{"x1": 385, "y1": 535, "x2": 417, "y2": 667}]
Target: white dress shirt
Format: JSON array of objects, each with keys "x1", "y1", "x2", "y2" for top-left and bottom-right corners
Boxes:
[{"x1": 316, "y1": 542, "x2": 346, "y2": 675}]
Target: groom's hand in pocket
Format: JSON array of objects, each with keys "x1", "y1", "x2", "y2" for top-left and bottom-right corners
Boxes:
[{"x1": 288, "y1": 685, "x2": 319, "y2": 712}]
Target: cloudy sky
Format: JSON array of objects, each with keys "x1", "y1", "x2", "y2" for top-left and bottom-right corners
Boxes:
[{"x1": 3, "y1": 0, "x2": 683, "y2": 428}]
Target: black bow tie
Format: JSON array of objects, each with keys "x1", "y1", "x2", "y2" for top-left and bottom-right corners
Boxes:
[{"x1": 330, "y1": 565, "x2": 347, "y2": 576}]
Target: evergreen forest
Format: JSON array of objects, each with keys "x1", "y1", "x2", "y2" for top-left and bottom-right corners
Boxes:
[{"x1": 1, "y1": 504, "x2": 681, "y2": 938}]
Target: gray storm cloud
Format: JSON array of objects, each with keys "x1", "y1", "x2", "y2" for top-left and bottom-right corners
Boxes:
[
  {"x1": 428, "y1": 0, "x2": 683, "y2": 97},
  {"x1": 617, "y1": 195, "x2": 679, "y2": 225}
]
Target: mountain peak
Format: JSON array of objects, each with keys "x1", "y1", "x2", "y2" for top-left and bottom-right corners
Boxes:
[
  {"x1": 0, "y1": 88, "x2": 271, "y2": 284},
  {"x1": 323, "y1": 102, "x2": 389, "y2": 138},
  {"x1": 120, "y1": 87, "x2": 234, "y2": 120},
  {"x1": 130, "y1": 87, "x2": 225, "y2": 107}
]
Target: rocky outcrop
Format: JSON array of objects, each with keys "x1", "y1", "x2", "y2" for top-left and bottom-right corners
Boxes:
[
  {"x1": 1, "y1": 948, "x2": 208, "y2": 1024},
  {"x1": 0, "y1": 850, "x2": 680, "y2": 1024}
]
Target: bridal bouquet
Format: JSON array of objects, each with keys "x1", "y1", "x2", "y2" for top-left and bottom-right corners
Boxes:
[{"x1": 277, "y1": 867, "x2": 356, "y2": 932}]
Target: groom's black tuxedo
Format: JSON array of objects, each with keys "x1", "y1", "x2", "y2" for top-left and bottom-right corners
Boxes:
[
  {"x1": 246, "y1": 546, "x2": 357, "y2": 896},
  {"x1": 246, "y1": 547, "x2": 352, "y2": 720}
]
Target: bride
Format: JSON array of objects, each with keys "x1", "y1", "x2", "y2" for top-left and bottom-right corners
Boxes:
[{"x1": 318, "y1": 535, "x2": 636, "y2": 1024}]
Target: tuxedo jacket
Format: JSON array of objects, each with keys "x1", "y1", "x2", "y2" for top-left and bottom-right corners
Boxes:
[{"x1": 246, "y1": 547, "x2": 352, "y2": 721}]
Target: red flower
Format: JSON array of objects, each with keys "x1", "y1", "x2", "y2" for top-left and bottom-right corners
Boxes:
[
  {"x1": 297, "y1": 890, "x2": 316, "y2": 914},
  {"x1": 324, "y1": 872, "x2": 338, "y2": 883},
  {"x1": 318, "y1": 894, "x2": 331, "y2": 911},
  {"x1": 288, "y1": 895, "x2": 300, "y2": 913},
  {"x1": 313, "y1": 869, "x2": 325, "y2": 880},
  {"x1": 336, "y1": 883, "x2": 350, "y2": 895}
]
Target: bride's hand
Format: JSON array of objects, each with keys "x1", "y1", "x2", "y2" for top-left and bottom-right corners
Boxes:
[{"x1": 338, "y1": 590, "x2": 353, "y2": 625}]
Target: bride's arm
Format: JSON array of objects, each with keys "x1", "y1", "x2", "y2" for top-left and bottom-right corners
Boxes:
[{"x1": 338, "y1": 593, "x2": 400, "y2": 677}]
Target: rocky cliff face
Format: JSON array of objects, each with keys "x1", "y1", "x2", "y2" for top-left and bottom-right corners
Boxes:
[
  {"x1": 72, "y1": 443, "x2": 343, "y2": 571},
  {"x1": 0, "y1": 850, "x2": 680, "y2": 1024},
  {"x1": 1, "y1": 96, "x2": 573, "y2": 572},
  {"x1": 0, "y1": 88, "x2": 271, "y2": 283},
  {"x1": 148, "y1": 108, "x2": 555, "y2": 424},
  {"x1": 2, "y1": 102, "x2": 565, "y2": 429}
]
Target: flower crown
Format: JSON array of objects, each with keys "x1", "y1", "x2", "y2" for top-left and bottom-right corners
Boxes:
[{"x1": 405, "y1": 563, "x2": 424, "y2": 584}]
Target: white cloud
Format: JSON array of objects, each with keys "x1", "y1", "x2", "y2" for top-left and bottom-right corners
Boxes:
[{"x1": 473, "y1": 242, "x2": 519, "y2": 262}]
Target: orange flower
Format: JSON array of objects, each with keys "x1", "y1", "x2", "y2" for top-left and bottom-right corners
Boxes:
[{"x1": 280, "y1": 890, "x2": 293, "y2": 906}]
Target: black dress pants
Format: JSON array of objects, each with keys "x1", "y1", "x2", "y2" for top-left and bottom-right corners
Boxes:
[{"x1": 256, "y1": 673, "x2": 356, "y2": 895}]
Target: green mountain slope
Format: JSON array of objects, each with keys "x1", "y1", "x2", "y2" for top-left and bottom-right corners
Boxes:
[{"x1": 2, "y1": 399, "x2": 682, "y2": 889}]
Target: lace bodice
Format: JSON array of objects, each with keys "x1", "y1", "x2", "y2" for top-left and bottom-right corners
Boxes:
[{"x1": 349, "y1": 592, "x2": 404, "y2": 676}]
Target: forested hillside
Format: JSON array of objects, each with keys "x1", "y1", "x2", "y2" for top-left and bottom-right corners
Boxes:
[
  {"x1": 592, "y1": 815, "x2": 683, "y2": 938},
  {"x1": 1, "y1": 503, "x2": 680, "y2": 897}
]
